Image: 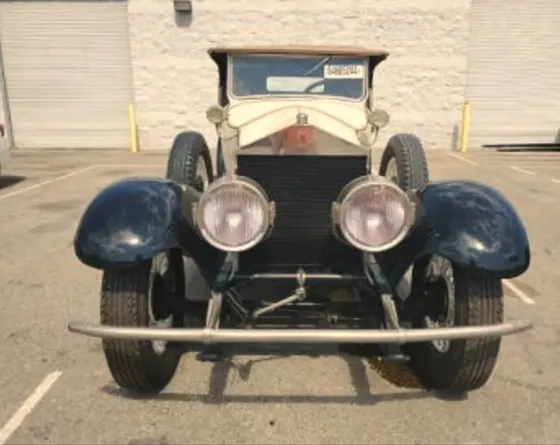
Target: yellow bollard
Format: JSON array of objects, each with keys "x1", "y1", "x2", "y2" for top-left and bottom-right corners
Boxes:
[
  {"x1": 128, "y1": 104, "x2": 138, "y2": 153},
  {"x1": 459, "y1": 101, "x2": 471, "y2": 153}
]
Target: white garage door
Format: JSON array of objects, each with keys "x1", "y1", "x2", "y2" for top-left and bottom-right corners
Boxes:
[
  {"x1": 0, "y1": 1, "x2": 133, "y2": 149},
  {"x1": 465, "y1": 0, "x2": 560, "y2": 147}
]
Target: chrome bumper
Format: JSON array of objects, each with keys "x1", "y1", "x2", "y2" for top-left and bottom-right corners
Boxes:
[{"x1": 67, "y1": 320, "x2": 532, "y2": 344}]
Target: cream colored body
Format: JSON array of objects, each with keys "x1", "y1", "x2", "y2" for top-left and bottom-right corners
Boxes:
[{"x1": 217, "y1": 96, "x2": 378, "y2": 173}]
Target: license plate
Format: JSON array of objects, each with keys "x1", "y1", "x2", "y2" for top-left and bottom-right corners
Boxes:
[{"x1": 324, "y1": 64, "x2": 364, "y2": 79}]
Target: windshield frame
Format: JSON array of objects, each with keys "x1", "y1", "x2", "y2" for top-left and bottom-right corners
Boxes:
[{"x1": 226, "y1": 53, "x2": 369, "y2": 103}]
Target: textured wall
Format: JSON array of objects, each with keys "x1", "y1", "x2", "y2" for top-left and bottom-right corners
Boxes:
[{"x1": 127, "y1": 0, "x2": 471, "y2": 152}]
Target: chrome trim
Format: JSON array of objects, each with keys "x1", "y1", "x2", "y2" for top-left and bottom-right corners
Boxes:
[
  {"x1": 247, "y1": 273, "x2": 356, "y2": 280},
  {"x1": 206, "y1": 104, "x2": 226, "y2": 124},
  {"x1": 195, "y1": 175, "x2": 274, "y2": 252},
  {"x1": 68, "y1": 320, "x2": 533, "y2": 344},
  {"x1": 335, "y1": 175, "x2": 415, "y2": 253},
  {"x1": 368, "y1": 108, "x2": 390, "y2": 129}
]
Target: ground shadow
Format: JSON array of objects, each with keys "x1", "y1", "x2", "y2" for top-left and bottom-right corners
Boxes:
[
  {"x1": 101, "y1": 343, "x2": 467, "y2": 404},
  {"x1": 0, "y1": 175, "x2": 25, "y2": 190}
]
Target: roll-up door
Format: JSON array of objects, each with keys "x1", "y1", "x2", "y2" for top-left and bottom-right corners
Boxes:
[
  {"x1": 0, "y1": 1, "x2": 133, "y2": 149},
  {"x1": 465, "y1": 0, "x2": 560, "y2": 147}
]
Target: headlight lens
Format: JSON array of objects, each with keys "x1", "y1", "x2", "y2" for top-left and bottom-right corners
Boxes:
[
  {"x1": 197, "y1": 176, "x2": 271, "y2": 252},
  {"x1": 338, "y1": 177, "x2": 413, "y2": 252}
]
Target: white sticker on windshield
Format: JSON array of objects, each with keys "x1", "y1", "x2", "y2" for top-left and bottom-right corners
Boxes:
[
  {"x1": 324, "y1": 64, "x2": 364, "y2": 79},
  {"x1": 266, "y1": 76, "x2": 325, "y2": 93}
]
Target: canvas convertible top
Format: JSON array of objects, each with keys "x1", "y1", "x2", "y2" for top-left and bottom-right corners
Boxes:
[{"x1": 208, "y1": 45, "x2": 390, "y2": 65}]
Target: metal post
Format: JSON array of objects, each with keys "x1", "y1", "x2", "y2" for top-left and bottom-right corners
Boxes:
[
  {"x1": 128, "y1": 104, "x2": 138, "y2": 153},
  {"x1": 459, "y1": 101, "x2": 471, "y2": 153},
  {"x1": 0, "y1": 35, "x2": 14, "y2": 149}
]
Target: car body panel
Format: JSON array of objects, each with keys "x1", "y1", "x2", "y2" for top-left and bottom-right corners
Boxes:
[
  {"x1": 73, "y1": 178, "x2": 226, "y2": 284},
  {"x1": 227, "y1": 100, "x2": 369, "y2": 149},
  {"x1": 419, "y1": 180, "x2": 530, "y2": 278},
  {"x1": 382, "y1": 180, "x2": 530, "y2": 283}
]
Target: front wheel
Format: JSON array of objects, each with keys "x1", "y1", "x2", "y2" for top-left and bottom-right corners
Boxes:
[
  {"x1": 379, "y1": 133, "x2": 429, "y2": 190},
  {"x1": 404, "y1": 256, "x2": 504, "y2": 393},
  {"x1": 100, "y1": 251, "x2": 184, "y2": 394},
  {"x1": 166, "y1": 131, "x2": 213, "y2": 190}
]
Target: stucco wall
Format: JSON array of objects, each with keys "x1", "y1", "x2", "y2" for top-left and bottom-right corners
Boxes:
[{"x1": 127, "y1": 0, "x2": 471, "y2": 152}]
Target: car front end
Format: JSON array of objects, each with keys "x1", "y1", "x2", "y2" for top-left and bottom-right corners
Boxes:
[{"x1": 67, "y1": 47, "x2": 533, "y2": 395}]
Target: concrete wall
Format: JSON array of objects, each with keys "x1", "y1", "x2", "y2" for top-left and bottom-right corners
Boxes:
[{"x1": 127, "y1": 0, "x2": 471, "y2": 152}]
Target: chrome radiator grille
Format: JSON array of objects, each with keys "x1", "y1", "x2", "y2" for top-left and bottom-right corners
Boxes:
[{"x1": 236, "y1": 154, "x2": 367, "y2": 273}]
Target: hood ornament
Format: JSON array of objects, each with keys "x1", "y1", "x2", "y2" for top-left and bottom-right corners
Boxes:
[{"x1": 296, "y1": 112, "x2": 308, "y2": 125}]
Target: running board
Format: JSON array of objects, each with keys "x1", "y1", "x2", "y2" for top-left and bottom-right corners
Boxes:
[{"x1": 68, "y1": 320, "x2": 532, "y2": 344}]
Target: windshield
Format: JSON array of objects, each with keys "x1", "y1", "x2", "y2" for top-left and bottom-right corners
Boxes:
[{"x1": 229, "y1": 54, "x2": 368, "y2": 100}]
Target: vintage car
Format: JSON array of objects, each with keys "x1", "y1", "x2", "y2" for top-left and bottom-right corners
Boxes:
[{"x1": 68, "y1": 45, "x2": 532, "y2": 395}]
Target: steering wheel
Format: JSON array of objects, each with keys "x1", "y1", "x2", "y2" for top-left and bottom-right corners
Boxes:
[{"x1": 303, "y1": 79, "x2": 326, "y2": 94}]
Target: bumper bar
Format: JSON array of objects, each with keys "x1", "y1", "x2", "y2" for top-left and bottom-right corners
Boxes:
[{"x1": 67, "y1": 320, "x2": 532, "y2": 344}]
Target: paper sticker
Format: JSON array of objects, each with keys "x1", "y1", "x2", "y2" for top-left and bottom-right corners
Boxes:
[{"x1": 324, "y1": 64, "x2": 364, "y2": 79}]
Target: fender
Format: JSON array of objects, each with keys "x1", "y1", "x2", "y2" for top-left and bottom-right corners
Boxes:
[
  {"x1": 417, "y1": 180, "x2": 530, "y2": 278},
  {"x1": 74, "y1": 178, "x2": 226, "y2": 284},
  {"x1": 382, "y1": 180, "x2": 530, "y2": 282}
]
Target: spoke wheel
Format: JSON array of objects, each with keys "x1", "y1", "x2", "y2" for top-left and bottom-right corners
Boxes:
[{"x1": 404, "y1": 256, "x2": 504, "y2": 393}]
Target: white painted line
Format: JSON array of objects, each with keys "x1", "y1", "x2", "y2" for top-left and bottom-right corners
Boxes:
[
  {"x1": 98, "y1": 164, "x2": 166, "y2": 168},
  {"x1": 551, "y1": 177, "x2": 560, "y2": 184},
  {"x1": 509, "y1": 166, "x2": 536, "y2": 176},
  {"x1": 0, "y1": 165, "x2": 97, "y2": 201},
  {"x1": 0, "y1": 371, "x2": 63, "y2": 445},
  {"x1": 503, "y1": 280, "x2": 536, "y2": 305},
  {"x1": 447, "y1": 153, "x2": 479, "y2": 166}
]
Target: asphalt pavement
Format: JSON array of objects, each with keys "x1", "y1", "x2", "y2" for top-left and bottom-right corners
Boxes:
[{"x1": 0, "y1": 148, "x2": 558, "y2": 444}]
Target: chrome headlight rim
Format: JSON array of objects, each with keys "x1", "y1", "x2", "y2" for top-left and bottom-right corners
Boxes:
[
  {"x1": 195, "y1": 175, "x2": 273, "y2": 252},
  {"x1": 337, "y1": 175, "x2": 415, "y2": 253},
  {"x1": 206, "y1": 104, "x2": 227, "y2": 125},
  {"x1": 368, "y1": 108, "x2": 391, "y2": 129}
]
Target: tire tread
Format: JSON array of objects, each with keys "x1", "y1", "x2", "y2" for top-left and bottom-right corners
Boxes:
[
  {"x1": 380, "y1": 133, "x2": 429, "y2": 190},
  {"x1": 406, "y1": 265, "x2": 503, "y2": 393},
  {"x1": 101, "y1": 263, "x2": 180, "y2": 393},
  {"x1": 166, "y1": 131, "x2": 213, "y2": 186}
]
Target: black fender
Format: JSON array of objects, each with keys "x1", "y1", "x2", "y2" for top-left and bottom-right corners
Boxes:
[
  {"x1": 73, "y1": 178, "x2": 226, "y2": 285},
  {"x1": 382, "y1": 180, "x2": 530, "y2": 282}
]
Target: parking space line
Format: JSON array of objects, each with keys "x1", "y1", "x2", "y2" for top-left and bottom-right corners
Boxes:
[
  {"x1": 0, "y1": 371, "x2": 63, "y2": 445},
  {"x1": 503, "y1": 280, "x2": 536, "y2": 305},
  {"x1": 509, "y1": 166, "x2": 536, "y2": 176},
  {"x1": 0, "y1": 165, "x2": 97, "y2": 201},
  {"x1": 97, "y1": 164, "x2": 166, "y2": 168},
  {"x1": 447, "y1": 153, "x2": 479, "y2": 166}
]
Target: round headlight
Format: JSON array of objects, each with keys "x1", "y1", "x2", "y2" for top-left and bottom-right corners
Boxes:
[
  {"x1": 369, "y1": 109, "x2": 390, "y2": 128},
  {"x1": 337, "y1": 177, "x2": 414, "y2": 252},
  {"x1": 206, "y1": 105, "x2": 226, "y2": 124},
  {"x1": 196, "y1": 176, "x2": 272, "y2": 252}
]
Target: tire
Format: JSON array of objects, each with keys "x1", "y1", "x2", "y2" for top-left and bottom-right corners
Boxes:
[
  {"x1": 166, "y1": 131, "x2": 213, "y2": 190},
  {"x1": 101, "y1": 252, "x2": 184, "y2": 394},
  {"x1": 379, "y1": 133, "x2": 429, "y2": 190},
  {"x1": 404, "y1": 257, "x2": 504, "y2": 393},
  {"x1": 166, "y1": 130, "x2": 213, "y2": 305}
]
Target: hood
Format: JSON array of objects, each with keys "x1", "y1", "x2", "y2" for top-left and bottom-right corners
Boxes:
[{"x1": 226, "y1": 98, "x2": 369, "y2": 148}]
